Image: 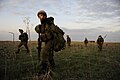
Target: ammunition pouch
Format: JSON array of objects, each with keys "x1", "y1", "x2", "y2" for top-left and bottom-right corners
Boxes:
[
  {"x1": 41, "y1": 32, "x2": 53, "y2": 42},
  {"x1": 35, "y1": 24, "x2": 41, "y2": 33}
]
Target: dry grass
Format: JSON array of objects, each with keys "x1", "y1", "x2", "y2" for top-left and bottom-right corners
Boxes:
[{"x1": 0, "y1": 41, "x2": 120, "y2": 80}]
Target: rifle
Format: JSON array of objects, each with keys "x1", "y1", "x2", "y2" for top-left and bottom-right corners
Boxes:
[
  {"x1": 38, "y1": 33, "x2": 42, "y2": 62},
  {"x1": 104, "y1": 34, "x2": 107, "y2": 39}
]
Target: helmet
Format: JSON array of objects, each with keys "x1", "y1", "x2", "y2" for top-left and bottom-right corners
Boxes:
[
  {"x1": 37, "y1": 10, "x2": 47, "y2": 17},
  {"x1": 99, "y1": 35, "x2": 102, "y2": 37},
  {"x1": 19, "y1": 29, "x2": 23, "y2": 33}
]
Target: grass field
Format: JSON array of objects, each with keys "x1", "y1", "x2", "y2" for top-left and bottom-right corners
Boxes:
[{"x1": 0, "y1": 41, "x2": 120, "y2": 80}]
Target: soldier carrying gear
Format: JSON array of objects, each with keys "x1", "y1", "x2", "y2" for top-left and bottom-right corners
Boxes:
[
  {"x1": 66, "y1": 35, "x2": 71, "y2": 47},
  {"x1": 35, "y1": 10, "x2": 55, "y2": 75},
  {"x1": 15, "y1": 29, "x2": 29, "y2": 54},
  {"x1": 97, "y1": 35, "x2": 104, "y2": 51},
  {"x1": 35, "y1": 10, "x2": 65, "y2": 76},
  {"x1": 84, "y1": 38, "x2": 88, "y2": 47}
]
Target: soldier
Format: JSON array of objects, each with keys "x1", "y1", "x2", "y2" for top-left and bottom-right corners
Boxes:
[
  {"x1": 15, "y1": 29, "x2": 29, "y2": 53},
  {"x1": 66, "y1": 35, "x2": 71, "y2": 47},
  {"x1": 35, "y1": 10, "x2": 56, "y2": 75},
  {"x1": 84, "y1": 38, "x2": 88, "y2": 47},
  {"x1": 97, "y1": 35, "x2": 104, "y2": 51}
]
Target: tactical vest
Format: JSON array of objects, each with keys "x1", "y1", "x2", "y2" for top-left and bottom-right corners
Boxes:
[
  {"x1": 97, "y1": 37, "x2": 104, "y2": 44},
  {"x1": 41, "y1": 23, "x2": 54, "y2": 42},
  {"x1": 35, "y1": 17, "x2": 66, "y2": 52},
  {"x1": 19, "y1": 33, "x2": 28, "y2": 42},
  {"x1": 84, "y1": 39, "x2": 88, "y2": 43}
]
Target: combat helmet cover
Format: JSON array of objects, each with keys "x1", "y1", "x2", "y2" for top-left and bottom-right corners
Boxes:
[
  {"x1": 19, "y1": 29, "x2": 23, "y2": 33},
  {"x1": 37, "y1": 10, "x2": 47, "y2": 17}
]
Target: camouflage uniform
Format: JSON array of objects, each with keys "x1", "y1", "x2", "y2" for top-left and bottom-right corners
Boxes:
[
  {"x1": 40, "y1": 23, "x2": 55, "y2": 68},
  {"x1": 97, "y1": 35, "x2": 104, "y2": 51},
  {"x1": 35, "y1": 10, "x2": 57, "y2": 74},
  {"x1": 84, "y1": 38, "x2": 88, "y2": 47},
  {"x1": 16, "y1": 29, "x2": 29, "y2": 53},
  {"x1": 66, "y1": 35, "x2": 71, "y2": 47}
]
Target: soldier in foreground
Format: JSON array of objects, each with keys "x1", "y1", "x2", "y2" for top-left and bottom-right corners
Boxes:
[
  {"x1": 35, "y1": 10, "x2": 65, "y2": 76},
  {"x1": 84, "y1": 38, "x2": 88, "y2": 47},
  {"x1": 97, "y1": 35, "x2": 104, "y2": 51},
  {"x1": 16, "y1": 29, "x2": 29, "y2": 53},
  {"x1": 66, "y1": 35, "x2": 71, "y2": 47}
]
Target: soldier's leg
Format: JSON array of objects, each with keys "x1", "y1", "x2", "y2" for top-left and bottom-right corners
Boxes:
[
  {"x1": 69, "y1": 42, "x2": 70, "y2": 46},
  {"x1": 69, "y1": 43, "x2": 70, "y2": 47},
  {"x1": 16, "y1": 42, "x2": 23, "y2": 53},
  {"x1": 98, "y1": 44, "x2": 100, "y2": 51},
  {"x1": 24, "y1": 42, "x2": 30, "y2": 53},
  {"x1": 100, "y1": 46, "x2": 102, "y2": 51},
  {"x1": 100, "y1": 43, "x2": 103, "y2": 51},
  {"x1": 67, "y1": 42, "x2": 70, "y2": 47},
  {"x1": 85, "y1": 43, "x2": 87, "y2": 47},
  {"x1": 70, "y1": 42, "x2": 71, "y2": 46},
  {"x1": 49, "y1": 48, "x2": 55, "y2": 68},
  {"x1": 39, "y1": 40, "x2": 53, "y2": 74}
]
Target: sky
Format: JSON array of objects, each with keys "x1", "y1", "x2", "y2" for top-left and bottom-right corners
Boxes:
[{"x1": 0, "y1": 0, "x2": 120, "y2": 42}]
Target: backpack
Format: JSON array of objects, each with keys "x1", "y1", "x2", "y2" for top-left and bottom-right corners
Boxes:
[
  {"x1": 84, "y1": 38, "x2": 88, "y2": 43},
  {"x1": 23, "y1": 32, "x2": 28, "y2": 41},
  {"x1": 97, "y1": 37, "x2": 104, "y2": 44},
  {"x1": 19, "y1": 32, "x2": 28, "y2": 41},
  {"x1": 53, "y1": 25, "x2": 66, "y2": 52},
  {"x1": 47, "y1": 17, "x2": 66, "y2": 52}
]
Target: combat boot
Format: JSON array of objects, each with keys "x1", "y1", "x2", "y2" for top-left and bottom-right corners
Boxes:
[
  {"x1": 15, "y1": 49, "x2": 20, "y2": 54},
  {"x1": 38, "y1": 62, "x2": 49, "y2": 75},
  {"x1": 27, "y1": 50, "x2": 30, "y2": 53},
  {"x1": 49, "y1": 59, "x2": 55, "y2": 69}
]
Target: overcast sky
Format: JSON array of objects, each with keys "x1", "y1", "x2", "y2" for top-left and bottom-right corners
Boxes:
[{"x1": 0, "y1": 0, "x2": 120, "y2": 41}]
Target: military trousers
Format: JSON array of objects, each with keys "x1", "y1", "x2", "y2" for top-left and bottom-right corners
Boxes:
[
  {"x1": 67, "y1": 42, "x2": 71, "y2": 47},
  {"x1": 98, "y1": 42, "x2": 103, "y2": 51},
  {"x1": 17, "y1": 41, "x2": 29, "y2": 53},
  {"x1": 41, "y1": 39, "x2": 55, "y2": 67}
]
